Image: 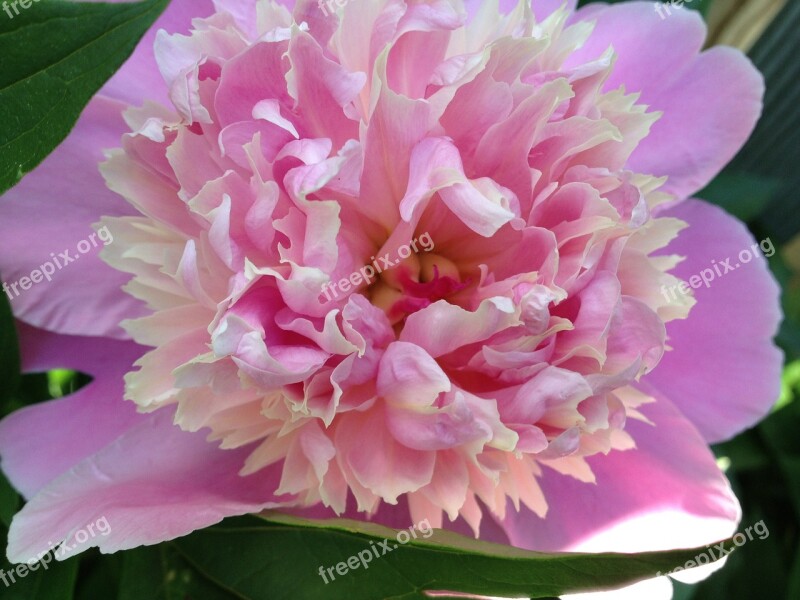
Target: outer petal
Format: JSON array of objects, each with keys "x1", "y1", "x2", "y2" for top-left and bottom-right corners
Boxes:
[
  {"x1": 0, "y1": 324, "x2": 146, "y2": 498},
  {"x1": 642, "y1": 200, "x2": 783, "y2": 443},
  {"x1": 501, "y1": 393, "x2": 740, "y2": 553},
  {"x1": 568, "y1": 3, "x2": 706, "y2": 100},
  {"x1": 6, "y1": 409, "x2": 293, "y2": 563},
  {"x1": 628, "y1": 47, "x2": 764, "y2": 201},
  {"x1": 569, "y1": 2, "x2": 764, "y2": 200},
  {"x1": 0, "y1": 97, "x2": 147, "y2": 339}
]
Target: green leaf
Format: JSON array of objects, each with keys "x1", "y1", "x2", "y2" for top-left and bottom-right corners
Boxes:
[
  {"x1": 787, "y1": 541, "x2": 800, "y2": 600},
  {"x1": 0, "y1": 552, "x2": 79, "y2": 600},
  {"x1": 171, "y1": 514, "x2": 736, "y2": 600},
  {"x1": 672, "y1": 580, "x2": 697, "y2": 600},
  {"x1": 2, "y1": 373, "x2": 49, "y2": 419},
  {"x1": 119, "y1": 545, "x2": 236, "y2": 600},
  {"x1": 0, "y1": 0, "x2": 171, "y2": 196},
  {"x1": 74, "y1": 552, "x2": 122, "y2": 600},
  {"x1": 0, "y1": 474, "x2": 19, "y2": 529},
  {"x1": 713, "y1": 432, "x2": 771, "y2": 473},
  {"x1": 759, "y1": 401, "x2": 800, "y2": 516},
  {"x1": 0, "y1": 293, "x2": 20, "y2": 405},
  {"x1": 697, "y1": 172, "x2": 783, "y2": 223}
]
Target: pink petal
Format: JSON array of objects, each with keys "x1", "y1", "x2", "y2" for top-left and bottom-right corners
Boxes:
[
  {"x1": 336, "y1": 406, "x2": 436, "y2": 505},
  {"x1": 629, "y1": 47, "x2": 764, "y2": 201},
  {"x1": 6, "y1": 409, "x2": 293, "y2": 562},
  {"x1": 286, "y1": 31, "x2": 365, "y2": 150},
  {"x1": 400, "y1": 297, "x2": 519, "y2": 358},
  {"x1": 0, "y1": 325, "x2": 146, "y2": 499},
  {"x1": 359, "y1": 63, "x2": 438, "y2": 229},
  {"x1": 0, "y1": 97, "x2": 147, "y2": 339},
  {"x1": 568, "y1": 3, "x2": 706, "y2": 100},
  {"x1": 641, "y1": 200, "x2": 783, "y2": 443},
  {"x1": 98, "y1": 0, "x2": 217, "y2": 107},
  {"x1": 569, "y1": 3, "x2": 763, "y2": 199},
  {"x1": 463, "y1": 0, "x2": 577, "y2": 21},
  {"x1": 377, "y1": 342, "x2": 452, "y2": 405},
  {"x1": 501, "y1": 393, "x2": 740, "y2": 553},
  {"x1": 533, "y1": 0, "x2": 578, "y2": 19}
]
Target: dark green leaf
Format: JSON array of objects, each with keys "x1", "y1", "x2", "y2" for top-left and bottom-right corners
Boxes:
[
  {"x1": 119, "y1": 545, "x2": 236, "y2": 600},
  {"x1": 1, "y1": 373, "x2": 50, "y2": 419},
  {"x1": 0, "y1": 552, "x2": 79, "y2": 600},
  {"x1": 697, "y1": 172, "x2": 783, "y2": 223},
  {"x1": 760, "y1": 401, "x2": 800, "y2": 514},
  {"x1": 171, "y1": 514, "x2": 736, "y2": 600},
  {"x1": 0, "y1": 0, "x2": 171, "y2": 195},
  {"x1": 787, "y1": 541, "x2": 800, "y2": 600},
  {"x1": 74, "y1": 552, "x2": 122, "y2": 600},
  {"x1": 0, "y1": 474, "x2": 19, "y2": 529},
  {"x1": 713, "y1": 429, "x2": 771, "y2": 473},
  {"x1": 672, "y1": 580, "x2": 697, "y2": 600},
  {"x1": 0, "y1": 292, "x2": 20, "y2": 404}
]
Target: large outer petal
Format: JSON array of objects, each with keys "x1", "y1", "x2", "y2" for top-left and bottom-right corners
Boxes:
[
  {"x1": 501, "y1": 394, "x2": 740, "y2": 553},
  {"x1": 569, "y1": 2, "x2": 764, "y2": 200},
  {"x1": 0, "y1": 97, "x2": 147, "y2": 339},
  {"x1": 6, "y1": 409, "x2": 293, "y2": 563},
  {"x1": 641, "y1": 200, "x2": 783, "y2": 443},
  {"x1": 0, "y1": 324, "x2": 146, "y2": 499}
]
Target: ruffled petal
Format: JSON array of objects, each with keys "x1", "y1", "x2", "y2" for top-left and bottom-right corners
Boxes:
[
  {"x1": 464, "y1": 0, "x2": 578, "y2": 22},
  {"x1": 400, "y1": 297, "x2": 520, "y2": 358},
  {"x1": 99, "y1": 0, "x2": 217, "y2": 107}
]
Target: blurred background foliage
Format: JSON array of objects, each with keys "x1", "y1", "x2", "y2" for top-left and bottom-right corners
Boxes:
[{"x1": 0, "y1": 0, "x2": 798, "y2": 598}]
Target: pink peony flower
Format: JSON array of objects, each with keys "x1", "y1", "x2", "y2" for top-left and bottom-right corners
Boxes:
[{"x1": 0, "y1": 0, "x2": 782, "y2": 587}]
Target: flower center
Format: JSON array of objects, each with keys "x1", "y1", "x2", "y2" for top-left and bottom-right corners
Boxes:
[{"x1": 369, "y1": 252, "x2": 468, "y2": 325}]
